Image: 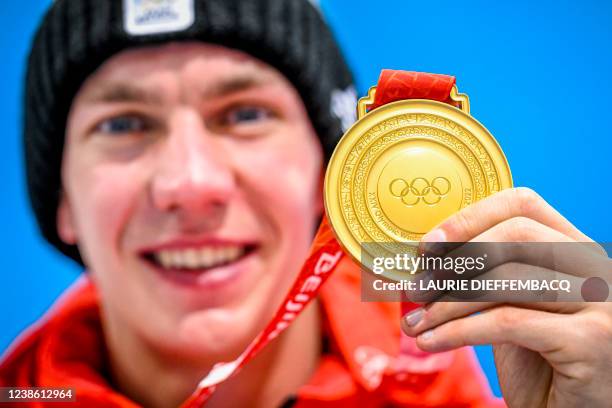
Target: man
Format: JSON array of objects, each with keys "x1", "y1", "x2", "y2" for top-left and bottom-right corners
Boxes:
[{"x1": 1, "y1": 0, "x2": 611, "y2": 407}]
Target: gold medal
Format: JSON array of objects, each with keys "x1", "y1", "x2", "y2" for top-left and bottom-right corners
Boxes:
[{"x1": 324, "y1": 71, "x2": 512, "y2": 281}]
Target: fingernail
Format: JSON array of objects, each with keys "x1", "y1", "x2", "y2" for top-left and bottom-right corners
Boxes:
[
  {"x1": 403, "y1": 308, "x2": 424, "y2": 327},
  {"x1": 420, "y1": 229, "x2": 447, "y2": 256},
  {"x1": 420, "y1": 330, "x2": 434, "y2": 341}
]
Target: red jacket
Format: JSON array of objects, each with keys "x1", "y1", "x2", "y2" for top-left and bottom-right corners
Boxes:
[{"x1": 0, "y1": 258, "x2": 503, "y2": 407}]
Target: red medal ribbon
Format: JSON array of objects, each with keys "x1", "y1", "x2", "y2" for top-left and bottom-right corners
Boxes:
[
  {"x1": 181, "y1": 217, "x2": 343, "y2": 407},
  {"x1": 370, "y1": 69, "x2": 456, "y2": 110}
]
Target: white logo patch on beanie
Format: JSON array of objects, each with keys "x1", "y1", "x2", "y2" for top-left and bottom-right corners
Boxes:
[
  {"x1": 124, "y1": 0, "x2": 195, "y2": 36},
  {"x1": 331, "y1": 85, "x2": 358, "y2": 132}
]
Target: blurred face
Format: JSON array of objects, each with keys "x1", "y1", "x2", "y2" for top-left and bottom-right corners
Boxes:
[{"x1": 59, "y1": 43, "x2": 324, "y2": 361}]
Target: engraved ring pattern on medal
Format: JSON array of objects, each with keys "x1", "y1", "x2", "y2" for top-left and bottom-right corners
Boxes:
[
  {"x1": 336, "y1": 109, "x2": 502, "y2": 248},
  {"x1": 351, "y1": 122, "x2": 487, "y2": 242},
  {"x1": 389, "y1": 177, "x2": 451, "y2": 206}
]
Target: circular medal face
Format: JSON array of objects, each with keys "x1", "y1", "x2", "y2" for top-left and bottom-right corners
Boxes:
[{"x1": 324, "y1": 99, "x2": 512, "y2": 281}]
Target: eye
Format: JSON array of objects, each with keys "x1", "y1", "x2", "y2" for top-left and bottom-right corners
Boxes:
[
  {"x1": 224, "y1": 106, "x2": 274, "y2": 126},
  {"x1": 95, "y1": 114, "x2": 150, "y2": 135}
]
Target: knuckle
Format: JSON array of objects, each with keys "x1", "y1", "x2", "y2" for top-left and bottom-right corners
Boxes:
[
  {"x1": 584, "y1": 311, "x2": 612, "y2": 342},
  {"x1": 570, "y1": 362, "x2": 596, "y2": 384},
  {"x1": 493, "y1": 307, "x2": 520, "y2": 330},
  {"x1": 562, "y1": 312, "x2": 612, "y2": 368},
  {"x1": 502, "y1": 216, "x2": 538, "y2": 241},
  {"x1": 513, "y1": 187, "x2": 543, "y2": 216},
  {"x1": 445, "y1": 207, "x2": 474, "y2": 238},
  {"x1": 590, "y1": 241, "x2": 608, "y2": 258}
]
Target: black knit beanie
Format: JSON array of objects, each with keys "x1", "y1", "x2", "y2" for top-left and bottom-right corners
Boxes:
[{"x1": 24, "y1": 0, "x2": 356, "y2": 265}]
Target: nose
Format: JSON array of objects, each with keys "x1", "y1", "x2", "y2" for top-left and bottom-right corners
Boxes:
[{"x1": 151, "y1": 108, "x2": 236, "y2": 214}]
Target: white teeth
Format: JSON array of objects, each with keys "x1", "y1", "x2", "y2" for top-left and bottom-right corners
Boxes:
[
  {"x1": 200, "y1": 248, "x2": 212, "y2": 266},
  {"x1": 159, "y1": 251, "x2": 172, "y2": 269},
  {"x1": 152, "y1": 246, "x2": 246, "y2": 270},
  {"x1": 172, "y1": 252, "x2": 182, "y2": 268},
  {"x1": 185, "y1": 249, "x2": 198, "y2": 268}
]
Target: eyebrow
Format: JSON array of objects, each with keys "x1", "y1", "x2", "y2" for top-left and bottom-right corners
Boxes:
[
  {"x1": 84, "y1": 84, "x2": 164, "y2": 105},
  {"x1": 84, "y1": 71, "x2": 275, "y2": 105},
  {"x1": 201, "y1": 73, "x2": 273, "y2": 99}
]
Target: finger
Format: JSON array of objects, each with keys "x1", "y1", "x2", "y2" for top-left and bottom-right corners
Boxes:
[
  {"x1": 402, "y1": 295, "x2": 584, "y2": 338},
  {"x1": 423, "y1": 218, "x2": 612, "y2": 281},
  {"x1": 422, "y1": 217, "x2": 572, "y2": 284},
  {"x1": 443, "y1": 262, "x2": 592, "y2": 303},
  {"x1": 471, "y1": 218, "x2": 612, "y2": 280},
  {"x1": 405, "y1": 252, "x2": 602, "y2": 305},
  {"x1": 402, "y1": 263, "x2": 588, "y2": 336},
  {"x1": 419, "y1": 187, "x2": 602, "y2": 253},
  {"x1": 401, "y1": 301, "x2": 493, "y2": 336},
  {"x1": 472, "y1": 215, "x2": 572, "y2": 243},
  {"x1": 414, "y1": 306, "x2": 566, "y2": 353}
]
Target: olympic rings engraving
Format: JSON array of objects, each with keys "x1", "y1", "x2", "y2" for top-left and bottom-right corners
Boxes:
[{"x1": 389, "y1": 177, "x2": 451, "y2": 206}]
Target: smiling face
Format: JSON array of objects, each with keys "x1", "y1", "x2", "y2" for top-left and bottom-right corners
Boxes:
[{"x1": 58, "y1": 42, "x2": 324, "y2": 361}]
